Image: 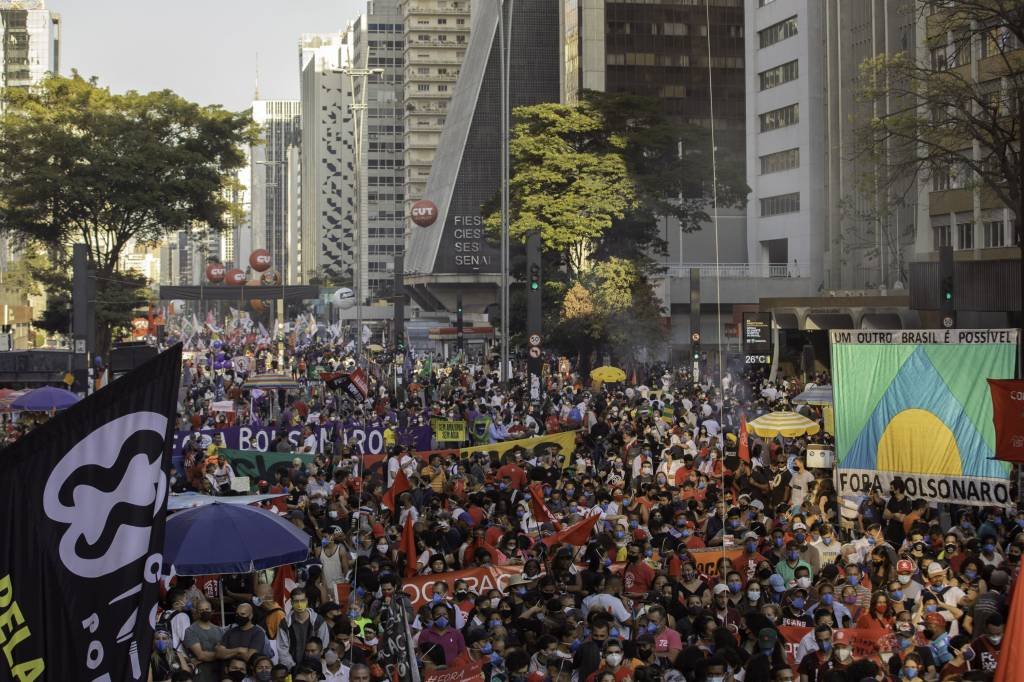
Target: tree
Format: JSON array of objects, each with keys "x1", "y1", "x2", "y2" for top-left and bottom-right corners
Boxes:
[
  {"x1": 33, "y1": 266, "x2": 150, "y2": 348},
  {"x1": 484, "y1": 102, "x2": 637, "y2": 276},
  {"x1": 0, "y1": 74, "x2": 256, "y2": 354},
  {"x1": 856, "y1": 1, "x2": 1024, "y2": 294}
]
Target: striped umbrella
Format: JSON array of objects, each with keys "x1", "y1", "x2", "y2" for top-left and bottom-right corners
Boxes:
[{"x1": 747, "y1": 411, "x2": 820, "y2": 438}]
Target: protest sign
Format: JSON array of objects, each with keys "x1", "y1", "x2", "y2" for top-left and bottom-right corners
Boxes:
[{"x1": 432, "y1": 419, "x2": 467, "y2": 443}]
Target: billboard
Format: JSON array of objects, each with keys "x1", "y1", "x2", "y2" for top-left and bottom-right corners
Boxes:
[
  {"x1": 743, "y1": 313, "x2": 772, "y2": 350},
  {"x1": 831, "y1": 329, "x2": 1017, "y2": 506}
]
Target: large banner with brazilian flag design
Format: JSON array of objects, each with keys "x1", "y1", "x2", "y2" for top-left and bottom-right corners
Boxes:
[{"x1": 831, "y1": 329, "x2": 1017, "y2": 507}]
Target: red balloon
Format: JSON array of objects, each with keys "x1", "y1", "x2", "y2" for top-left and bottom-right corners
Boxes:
[
  {"x1": 411, "y1": 199, "x2": 438, "y2": 227},
  {"x1": 206, "y1": 263, "x2": 226, "y2": 283},
  {"x1": 225, "y1": 268, "x2": 246, "y2": 286},
  {"x1": 249, "y1": 249, "x2": 272, "y2": 272}
]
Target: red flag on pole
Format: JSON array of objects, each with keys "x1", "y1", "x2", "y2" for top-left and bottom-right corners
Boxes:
[
  {"x1": 988, "y1": 379, "x2": 1024, "y2": 463},
  {"x1": 382, "y1": 470, "x2": 411, "y2": 511},
  {"x1": 528, "y1": 482, "x2": 561, "y2": 529},
  {"x1": 401, "y1": 514, "x2": 418, "y2": 577},
  {"x1": 738, "y1": 412, "x2": 750, "y2": 463},
  {"x1": 541, "y1": 512, "x2": 600, "y2": 547},
  {"x1": 995, "y1": 571, "x2": 1024, "y2": 681}
]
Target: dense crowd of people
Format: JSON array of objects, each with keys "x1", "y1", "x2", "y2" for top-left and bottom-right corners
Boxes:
[{"x1": 130, "y1": 323, "x2": 1019, "y2": 682}]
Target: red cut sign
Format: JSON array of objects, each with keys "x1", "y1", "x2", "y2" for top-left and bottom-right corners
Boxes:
[{"x1": 988, "y1": 379, "x2": 1024, "y2": 463}]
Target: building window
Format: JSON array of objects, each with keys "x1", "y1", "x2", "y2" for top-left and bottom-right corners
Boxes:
[
  {"x1": 417, "y1": 84, "x2": 430, "y2": 91},
  {"x1": 957, "y1": 221, "x2": 974, "y2": 249},
  {"x1": 759, "y1": 103, "x2": 799, "y2": 132},
  {"x1": 760, "y1": 148, "x2": 800, "y2": 174},
  {"x1": 930, "y1": 45, "x2": 949, "y2": 70},
  {"x1": 984, "y1": 220, "x2": 1006, "y2": 248},
  {"x1": 758, "y1": 16, "x2": 798, "y2": 49},
  {"x1": 437, "y1": 18, "x2": 447, "y2": 25},
  {"x1": 758, "y1": 0, "x2": 778, "y2": 6},
  {"x1": 932, "y1": 166, "x2": 950, "y2": 191},
  {"x1": 760, "y1": 192, "x2": 800, "y2": 217},
  {"x1": 759, "y1": 60, "x2": 799, "y2": 90},
  {"x1": 934, "y1": 224, "x2": 952, "y2": 249}
]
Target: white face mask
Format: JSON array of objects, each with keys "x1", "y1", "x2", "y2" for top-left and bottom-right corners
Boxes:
[
  {"x1": 898, "y1": 574, "x2": 911, "y2": 585},
  {"x1": 606, "y1": 653, "x2": 623, "y2": 667},
  {"x1": 490, "y1": 598, "x2": 500, "y2": 608},
  {"x1": 747, "y1": 590, "x2": 761, "y2": 602},
  {"x1": 797, "y1": 577, "x2": 812, "y2": 589},
  {"x1": 377, "y1": 544, "x2": 389, "y2": 553},
  {"x1": 836, "y1": 647, "x2": 852, "y2": 661},
  {"x1": 365, "y1": 637, "x2": 378, "y2": 646}
]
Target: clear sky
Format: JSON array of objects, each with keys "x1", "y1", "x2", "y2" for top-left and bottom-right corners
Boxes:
[{"x1": 52, "y1": 0, "x2": 365, "y2": 112}]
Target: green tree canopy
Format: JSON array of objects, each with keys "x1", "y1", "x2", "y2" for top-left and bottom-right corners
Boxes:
[{"x1": 0, "y1": 74, "x2": 256, "y2": 353}]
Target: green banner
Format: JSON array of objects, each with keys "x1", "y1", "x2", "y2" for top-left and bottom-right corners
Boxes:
[
  {"x1": 431, "y1": 419, "x2": 466, "y2": 442},
  {"x1": 220, "y1": 449, "x2": 315, "y2": 489},
  {"x1": 831, "y1": 329, "x2": 1017, "y2": 506}
]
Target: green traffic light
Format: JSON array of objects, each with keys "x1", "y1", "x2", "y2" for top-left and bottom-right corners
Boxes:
[
  {"x1": 530, "y1": 281, "x2": 539, "y2": 290},
  {"x1": 945, "y1": 292, "x2": 952, "y2": 300}
]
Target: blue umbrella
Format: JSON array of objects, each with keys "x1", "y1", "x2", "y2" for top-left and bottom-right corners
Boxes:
[
  {"x1": 11, "y1": 385, "x2": 80, "y2": 411},
  {"x1": 163, "y1": 501, "x2": 310, "y2": 576}
]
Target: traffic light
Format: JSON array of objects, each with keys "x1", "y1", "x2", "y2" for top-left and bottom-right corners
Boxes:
[
  {"x1": 529, "y1": 263, "x2": 540, "y2": 290},
  {"x1": 938, "y1": 244, "x2": 955, "y2": 328},
  {"x1": 456, "y1": 293, "x2": 465, "y2": 352},
  {"x1": 941, "y1": 276, "x2": 953, "y2": 302}
]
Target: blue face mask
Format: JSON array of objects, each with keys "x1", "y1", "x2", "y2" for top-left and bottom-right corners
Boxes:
[
  {"x1": 603, "y1": 557, "x2": 612, "y2": 567},
  {"x1": 614, "y1": 531, "x2": 625, "y2": 540},
  {"x1": 792, "y1": 597, "x2": 805, "y2": 610},
  {"x1": 903, "y1": 667, "x2": 919, "y2": 679},
  {"x1": 431, "y1": 594, "x2": 443, "y2": 604},
  {"x1": 774, "y1": 537, "x2": 785, "y2": 548},
  {"x1": 821, "y1": 593, "x2": 834, "y2": 606},
  {"x1": 823, "y1": 538, "x2": 832, "y2": 546},
  {"x1": 867, "y1": 537, "x2": 876, "y2": 546},
  {"x1": 1017, "y1": 519, "x2": 1024, "y2": 529},
  {"x1": 480, "y1": 643, "x2": 493, "y2": 655},
  {"x1": 543, "y1": 486, "x2": 552, "y2": 496},
  {"x1": 728, "y1": 582, "x2": 742, "y2": 593},
  {"x1": 623, "y1": 498, "x2": 632, "y2": 506},
  {"x1": 682, "y1": 530, "x2": 692, "y2": 538},
  {"x1": 515, "y1": 587, "x2": 527, "y2": 596},
  {"x1": 890, "y1": 590, "x2": 903, "y2": 601},
  {"x1": 629, "y1": 520, "x2": 639, "y2": 529},
  {"x1": 490, "y1": 619, "x2": 502, "y2": 628},
  {"x1": 925, "y1": 604, "x2": 937, "y2": 613},
  {"x1": 984, "y1": 544, "x2": 995, "y2": 554},
  {"x1": 899, "y1": 637, "x2": 913, "y2": 649},
  {"x1": 818, "y1": 641, "x2": 832, "y2": 653},
  {"x1": 644, "y1": 549, "x2": 653, "y2": 558},
  {"x1": 847, "y1": 575, "x2": 860, "y2": 586},
  {"x1": 610, "y1": 627, "x2": 620, "y2": 639},
  {"x1": 516, "y1": 509, "x2": 525, "y2": 518},
  {"x1": 499, "y1": 483, "x2": 508, "y2": 490},
  {"x1": 646, "y1": 622, "x2": 658, "y2": 633},
  {"x1": 569, "y1": 639, "x2": 581, "y2": 652},
  {"x1": 155, "y1": 640, "x2": 168, "y2": 653},
  {"x1": 746, "y1": 542, "x2": 757, "y2": 553},
  {"x1": 434, "y1": 616, "x2": 449, "y2": 629},
  {"x1": 993, "y1": 517, "x2": 1003, "y2": 526},
  {"x1": 965, "y1": 570, "x2": 977, "y2": 580},
  {"x1": 795, "y1": 533, "x2": 806, "y2": 544},
  {"x1": 728, "y1": 519, "x2": 739, "y2": 529},
  {"x1": 349, "y1": 609, "x2": 360, "y2": 618},
  {"x1": 787, "y1": 550, "x2": 799, "y2": 561}
]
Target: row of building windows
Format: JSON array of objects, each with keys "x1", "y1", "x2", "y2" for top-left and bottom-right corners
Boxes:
[
  {"x1": 759, "y1": 147, "x2": 800, "y2": 174},
  {"x1": 759, "y1": 103, "x2": 799, "y2": 132},
  {"x1": 368, "y1": 227, "x2": 405, "y2": 239},
  {"x1": 759, "y1": 59, "x2": 798, "y2": 90},
  {"x1": 609, "y1": 0, "x2": 741, "y2": 5},
  {"x1": 758, "y1": 16, "x2": 797, "y2": 49},
  {"x1": 368, "y1": 192, "x2": 404, "y2": 202},
  {"x1": 367, "y1": 159, "x2": 403, "y2": 169},
  {"x1": 368, "y1": 143, "x2": 404, "y2": 152},
  {"x1": 760, "y1": 192, "x2": 800, "y2": 217},
  {"x1": 368, "y1": 176, "x2": 400, "y2": 186},
  {"x1": 368, "y1": 40, "x2": 404, "y2": 50},
  {"x1": 607, "y1": 21, "x2": 742, "y2": 38},
  {"x1": 368, "y1": 244, "x2": 400, "y2": 255},
  {"x1": 368, "y1": 23, "x2": 402, "y2": 33},
  {"x1": 934, "y1": 220, "x2": 1014, "y2": 250}
]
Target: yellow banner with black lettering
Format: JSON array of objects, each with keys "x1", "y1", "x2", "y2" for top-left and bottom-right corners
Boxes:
[
  {"x1": 458, "y1": 429, "x2": 579, "y2": 468},
  {"x1": 431, "y1": 419, "x2": 467, "y2": 442}
]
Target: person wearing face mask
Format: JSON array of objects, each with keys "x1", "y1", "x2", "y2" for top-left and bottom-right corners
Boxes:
[
  {"x1": 793, "y1": 609, "x2": 835, "y2": 664},
  {"x1": 158, "y1": 588, "x2": 194, "y2": 654},
  {"x1": 216, "y1": 603, "x2": 269, "y2": 664},
  {"x1": 182, "y1": 600, "x2": 224, "y2": 682},
  {"x1": 856, "y1": 591, "x2": 894, "y2": 630},
  {"x1": 841, "y1": 564, "x2": 871, "y2": 609},
  {"x1": 735, "y1": 531, "x2": 768, "y2": 582},
  {"x1": 780, "y1": 589, "x2": 812, "y2": 627},
  {"x1": 583, "y1": 638, "x2": 633, "y2": 682},
  {"x1": 894, "y1": 559, "x2": 923, "y2": 602},
  {"x1": 896, "y1": 653, "x2": 924, "y2": 681},
  {"x1": 937, "y1": 634, "x2": 974, "y2": 681},
  {"x1": 417, "y1": 603, "x2": 466, "y2": 665},
  {"x1": 149, "y1": 626, "x2": 193, "y2": 681},
  {"x1": 796, "y1": 624, "x2": 834, "y2": 682},
  {"x1": 620, "y1": 542, "x2": 656, "y2": 598},
  {"x1": 249, "y1": 654, "x2": 275, "y2": 682},
  {"x1": 969, "y1": 613, "x2": 1004, "y2": 673},
  {"x1": 275, "y1": 587, "x2": 330, "y2": 671},
  {"x1": 978, "y1": 533, "x2": 1004, "y2": 566},
  {"x1": 222, "y1": 655, "x2": 249, "y2": 682},
  {"x1": 775, "y1": 540, "x2": 812, "y2": 586}
]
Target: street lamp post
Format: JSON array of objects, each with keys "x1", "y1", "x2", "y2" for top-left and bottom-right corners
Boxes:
[{"x1": 497, "y1": 0, "x2": 515, "y2": 384}]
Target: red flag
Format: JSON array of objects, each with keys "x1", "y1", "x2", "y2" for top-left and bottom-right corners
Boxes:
[
  {"x1": 382, "y1": 470, "x2": 411, "y2": 511},
  {"x1": 528, "y1": 482, "x2": 560, "y2": 529},
  {"x1": 988, "y1": 379, "x2": 1024, "y2": 463},
  {"x1": 738, "y1": 412, "x2": 750, "y2": 463},
  {"x1": 401, "y1": 514, "x2": 418, "y2": 577},
  {"x1": 996, "y1": 570, "x2": 1023, "y2": 681},
  {"x1": 542, "y1": 512, "x2": 600, "y2": 547},
  {"x1": 271, "y1": 564, "x2": 297, "y2": 608}
]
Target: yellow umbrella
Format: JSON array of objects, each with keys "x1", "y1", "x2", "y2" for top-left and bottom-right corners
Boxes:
[
  {"x1": 747, "y1": 411, "x2": 820, "y2": 438},
  {"x1": 590, "y1": 366, "x2": 626, "y2": 383},
  {"x1": 366, "y1": 343, "x2": 384, "y2": 353}
]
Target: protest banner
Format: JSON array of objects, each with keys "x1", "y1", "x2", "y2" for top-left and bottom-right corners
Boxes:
[
  {"x1": 432, "y1": 419, "x2": 467, "y2": 443},
  {"x1": 688, "y1": 547, "x2": 744, "y2": 578},
  {"x1": 220, "y1": 449, "x2": 314, "y2": 487},
  {"x1": 423, "y1": 660, "x2": 484, "y2": 682},
  {"x1": 832, "y1": 329, "x2": 1017, "y2": 506},
  {"x1": 458, "y1": 430, "x2": 579, "y2": 467},
  {"x1": 401, "y1": 566, "x2": 524, "y2": 608},
  {"x1": 172, "y1": 423, "x2": 387, "y2": 459}
]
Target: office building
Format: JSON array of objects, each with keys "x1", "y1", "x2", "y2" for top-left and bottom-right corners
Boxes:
[
  {"x1": 352, "y1": 1, "x2": 407, "y2": 300},
  {"x1": 404, "y1": 0, "x2": 561, "y2": 314},
  {"x1": 0, "y1": 0, "x2": 59, "y2": 91},
  {"x1": 299, "y1": 32, "x2": 353, "y2": 284},
  {"x1": 251, "y1": 100, "x2": 301, "y2": 277},
  {"x1": 399, "y1": 0, "x2": 472, "y2": 226}
]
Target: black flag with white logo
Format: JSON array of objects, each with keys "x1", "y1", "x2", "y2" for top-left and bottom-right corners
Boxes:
[{"x1": 0, "y1": 344, "x2": 182, "y2": 682}]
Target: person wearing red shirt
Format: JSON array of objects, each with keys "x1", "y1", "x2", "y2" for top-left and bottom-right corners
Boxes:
[
  {"x1": 620, "y1": 544, "x2": 656, "y2": 597},
  {"x1": 496, "y1": 456, "x2": 527, "y2": 489},
  {"x1": 734, "y1": 531, "x2": 767, "y2": 582}
]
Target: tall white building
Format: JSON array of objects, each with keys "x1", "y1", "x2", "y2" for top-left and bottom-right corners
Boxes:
[
  {"x1": 251, "y1": 100, "x2": 301, "y2": 278},
  {"x1": 746, "y1": 0, "x2": 918, "y2": 293},
  {"x1": 299, "y1": 32, "x2": 354, "y2": 285},
  {"x1": 0, "y1": 0, "x2": 59, "y2": 91}
]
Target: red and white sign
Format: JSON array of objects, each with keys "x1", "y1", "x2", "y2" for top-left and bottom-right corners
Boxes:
[
  {"x1": 411, "y1": 199, "x2": 438, "y2": 227},
  {"x1": 225, "y1": 268, "x2": 246, "y2": 286},
  {"x1": 989, "y1": 379, "x2": 1024, "y2": 463},
  {"x1": 249, "y1": 249, "x2": 272, "y2": 272},
  {"x1": 349, "y1": 367, "x2": 369, "y2": 398},
  {"x1": 206, "y1": 263, "x2": 226, "y2": 283},
  {"x1": 424, "y1": 660, "x2": 484, "y2": 682}
]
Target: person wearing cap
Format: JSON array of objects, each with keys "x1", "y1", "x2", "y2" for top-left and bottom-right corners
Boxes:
[
  {"x1": 710, "y1": 582, "x2": 741, "y2": 631},
  {"x1": 828, "y1": 630, "x2": 855, "y2": 672},
  {"x1": 149, "y1": 624, "x2": 193, "y2": 681},
  {"x1": 742, "y1": 626, "x2": 786, "y2": 681},
  {"x1": 921, "y1": 609, "x2": 954, "y2": 668},
  {"x1": 894, "y1": 558, "x2": 923, "y2": 602}
]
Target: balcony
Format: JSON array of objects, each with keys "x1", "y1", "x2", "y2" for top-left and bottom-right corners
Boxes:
[
  {"x1": 406, "y1": 5, "x2": 470, "y2": 15},
  {"x1": 664, "y1": 262, "x2": 796, "y2": 279}
]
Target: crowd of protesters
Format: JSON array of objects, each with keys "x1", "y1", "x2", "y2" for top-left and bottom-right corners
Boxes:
[{"x1": 144, "y1": 320, "x2": 1018, "y2": 682}]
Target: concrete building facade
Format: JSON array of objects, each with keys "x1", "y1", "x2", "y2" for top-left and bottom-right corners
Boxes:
[
  {"x1": 399, "y1": 0, "x2": 472, "y2": 228},
  {"x1": 251, "y1": 100, "x2": 301, "y2": 278},
  {"x1": 0, "y1": 0, "x2": 59, "y2": 92}
]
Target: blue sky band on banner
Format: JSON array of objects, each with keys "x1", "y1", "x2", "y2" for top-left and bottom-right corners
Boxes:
[{"x1": 831, "y1": 328, "x2": 1018, "y2": 507}]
